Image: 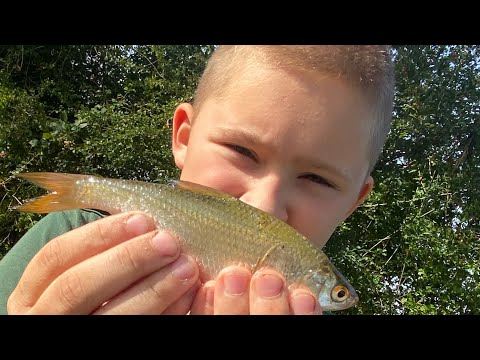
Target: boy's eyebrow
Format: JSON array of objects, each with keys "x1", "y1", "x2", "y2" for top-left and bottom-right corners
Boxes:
[
  {"x1": 311, "y1": 163, "x2": 352, "y2": 184},
  {"x1": 211, "y1": 127, "x2": 264, "y2": 146}
]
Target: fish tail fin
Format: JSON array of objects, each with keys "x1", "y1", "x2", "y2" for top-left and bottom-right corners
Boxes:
[{"x1": 16, "y1": 172, "x2": 87, "y2": 213}]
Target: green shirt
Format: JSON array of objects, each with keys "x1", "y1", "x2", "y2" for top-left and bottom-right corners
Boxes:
[{"x1": 0, "y1": 209, "x2": 106, "y2": 314}]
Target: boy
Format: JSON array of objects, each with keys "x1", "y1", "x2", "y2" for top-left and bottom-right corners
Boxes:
[{"x1": 0, "y1": 45, "x2": 395, "y2": 314}]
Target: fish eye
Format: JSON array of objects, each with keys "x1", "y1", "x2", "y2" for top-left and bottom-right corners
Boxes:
[{"x1": 331, "y1": 285, "x2": 349, "y2": 302}]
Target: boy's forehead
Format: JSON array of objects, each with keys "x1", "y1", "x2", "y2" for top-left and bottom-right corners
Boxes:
[
  {"x1": 219, "y1": 65, "x2": 371, "y2": 117},
  {"x1": 199, "y1": 67, "x2": 371, "y2": 133}
]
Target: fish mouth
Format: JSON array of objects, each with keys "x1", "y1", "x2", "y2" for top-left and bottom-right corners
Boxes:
[
  {"x1": 348, "y1": 286, "x2": 359, "y2": 304},
  {"x1": 346, "y1": 290, "x2": 360, "y2": 308}
]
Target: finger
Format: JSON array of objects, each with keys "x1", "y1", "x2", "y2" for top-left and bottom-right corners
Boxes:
[
  {"x1": 162, "y1": 280, "x2": 202, "y2": 315},
  {"x1": 213, "y1": 266, "x2": 251, "y2": 315},
  {"x1": 30, "y1": 230, "x2": 181, "y2": 314},
  {"x1": 10, "y1": 211, "x2": 156, "y2": 311},
  {"x1": 190, "y1": 280, "x2": 215, "y2": 315},
  {"x1": 289, "y1": 288, "x2": 322, "y2": 315},
  {"x1": 249, "y1": 269, "x2": 290, "y2": 315},
  {"x1": 95, "y1": 254, "x2": 199, "y2": 315}
]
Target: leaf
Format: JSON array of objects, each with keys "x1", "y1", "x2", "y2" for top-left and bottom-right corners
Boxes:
[{"x1": 29, "y1": 139, "x2": 39, "y2": 147}]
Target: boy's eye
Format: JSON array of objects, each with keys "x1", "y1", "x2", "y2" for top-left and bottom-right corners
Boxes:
[
  {"x1": 227, "y1": 144, "x2": 258, "y2": 162},
  {"x1": 301, "y1": 173, "x2": 335, "y2": 188}
]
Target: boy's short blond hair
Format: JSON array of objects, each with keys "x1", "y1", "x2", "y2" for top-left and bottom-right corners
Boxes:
[{"x1": 192, "y1": 45, "x2": 396, "y2": 175}]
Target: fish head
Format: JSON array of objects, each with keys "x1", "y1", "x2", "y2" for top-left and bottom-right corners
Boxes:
[{"x1": 304, "y1": 265, "x2": 359, "y2": 312}]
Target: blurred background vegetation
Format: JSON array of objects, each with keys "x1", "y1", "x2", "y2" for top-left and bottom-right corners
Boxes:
[{"x1": 0, "y1": 45, "x2": 478, "y2": 314}]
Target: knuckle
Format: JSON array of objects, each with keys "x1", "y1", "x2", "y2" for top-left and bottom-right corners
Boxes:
[
  {"x1": 147, "y1": 272, "x2": 189, "y2": 303},
  {"x1": 57, "y1": 272, "x2": 87, "y2": 311},
  {"x1": 112, "y1": 244, "x2": 143, "y2": 273},
  {"x1": 94, "y1": 220, "x2": 114, "y2": 249},
  {"x1": 148, "y1": 279, "x2": 170, "y2": 302},
  {"x1": 37, "y1": 239, "x2": 65, "y2": 271}
]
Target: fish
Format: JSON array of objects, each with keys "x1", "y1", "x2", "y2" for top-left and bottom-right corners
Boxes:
[{"x1": 16, "y1": 172, "x2": 359, "y2": 311}]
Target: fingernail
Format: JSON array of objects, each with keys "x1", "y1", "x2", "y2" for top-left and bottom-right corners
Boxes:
[
  {"x1": 151, "y1": 231, "x2": 178, "y2": 257},
  {"x1": 126, "y1": 214, "x2": 154, "y2": 237},
  {"x1": 255, "y1": 273, "x2": 284, "y2": 299},
  {"x1": 223, "y1": 270, "x2": 249, "y2": 296},
  {"x1": 171, "y1": 255, "x2": 196, "y2": 281},
  {"x1": 291, "y1": 292, "x2": 316, "y2": 314}
]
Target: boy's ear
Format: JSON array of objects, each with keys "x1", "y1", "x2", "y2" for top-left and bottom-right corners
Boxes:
[
  {"x1": 343, "y1": 175, "x2": 374, "y2": 221},
  {"x1": 172, "y1": 103, "x2": 194, "y2": 170}
]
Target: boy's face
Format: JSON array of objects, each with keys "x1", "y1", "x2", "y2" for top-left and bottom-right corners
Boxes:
[{"x1": 172, "y1": 65, "x2": 374, "y2": 249}]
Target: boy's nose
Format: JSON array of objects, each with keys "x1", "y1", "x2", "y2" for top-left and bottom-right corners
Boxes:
[{"x1": 239, "y1": 176, "x2": 289, "y2": 223}]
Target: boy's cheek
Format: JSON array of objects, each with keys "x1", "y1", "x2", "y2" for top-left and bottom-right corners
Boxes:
[
  {"x1": 200, "y1": 171, "x2": 247, "y2": 199},
  {"x1": 181, "y1": 156, "x2": 246, "y2": 197}
]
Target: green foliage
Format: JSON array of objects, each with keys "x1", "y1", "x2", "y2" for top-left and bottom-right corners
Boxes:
[
  {"x1": 0, "y1": 45, "x2": 213, "y2": 260},
  {"x1": 326, "y1": 45, "x2": 480, "y2": 314},
  {"x1": 1, "y1": 45, "x2": 478, "y2": 314}
]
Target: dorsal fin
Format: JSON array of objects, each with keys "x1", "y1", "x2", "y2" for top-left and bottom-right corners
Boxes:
[{"x1": 167, "y1": 179, "x2": 236, "y2": 200}]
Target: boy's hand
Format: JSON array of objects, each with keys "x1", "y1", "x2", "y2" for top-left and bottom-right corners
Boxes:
[
  {"x1": 190, "y1": 266, "x2": 322, "y2": 315},
  {"x1": 7, "y1": 212, "x2": 200, "y2": 315}
]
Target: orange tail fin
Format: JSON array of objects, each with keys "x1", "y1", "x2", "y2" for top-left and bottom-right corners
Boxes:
[{"x1": 16, "y1": 172, "x2": 89, "y2": 214}]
